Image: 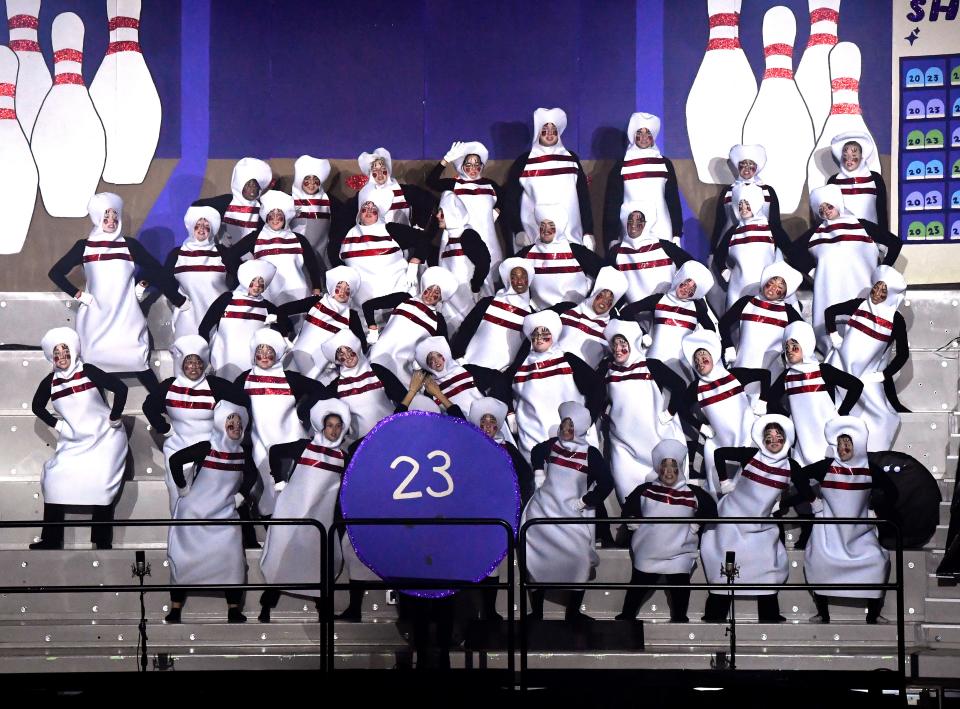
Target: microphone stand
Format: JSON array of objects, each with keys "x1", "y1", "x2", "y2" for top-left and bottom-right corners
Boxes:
[
  {"x1": 132, "y1": 551, "x2": 151, "y2": 672},
  {"x1": 722, "y1": 556, "x2": 739, "y2": 670}
]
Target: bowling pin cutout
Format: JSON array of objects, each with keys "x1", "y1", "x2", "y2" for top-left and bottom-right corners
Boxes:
[
  {"x1": 6, "y1": 0, "x2": 52, "y2": 141},
  {"x1": 806, "y1": 41, "x2": 880, "y2": 194},
  {"x1": 742, "y1": 6, "x2": 815, "y2": 213},
  {"x1": 0, "y1": 46, "x2": 39, "y2": 254},
  {"x1": 686, "y1": 0, "x2": 758, "y2": 185},
  {"x1": 794, "y1": 0, "x2": 841, "y2": 141},
  {"x1": 89, "y1": 0, "x2": 162, "y2": 185},
  {"x1": 31, "y1": 12, "x2": 106, "y2": 218}
]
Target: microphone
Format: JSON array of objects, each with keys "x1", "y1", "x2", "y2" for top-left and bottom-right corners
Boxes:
[
  {"x1": 722, "y1": 550, "x2": 738, "y2": 580},
  {"x1": 135, "y1": 550, "x2": 146, "y2": 576}
]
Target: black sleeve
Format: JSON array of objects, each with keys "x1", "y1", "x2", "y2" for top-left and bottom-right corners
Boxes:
[
  {"x1": 425, "y1": 161, "x2": 457, "y2": 193},
  {"x1": 621, "y1": 484, "x2": 647, "y2": 518},
  {"x1": 287, "y1": 371, "x2": 327, "y2": 420},
  {"x1": 718, "y1": 296, "x2": 750, "y2": 351},
  {"x1": 220, "y1": 231, "x2": 258, "y2": 275},
  {"x1": 297, "y1": 235, "x2": 324, "y2": 291},
  {"x1": 785, "y1": 304, "x2": 803, "y2": 324},
  {"x1": 436, "y1": 313, "x2": 449, "y2": 340},
  {"x1": 713, "y1": 446, "x2": 757, "y2": 482},
  {"x1": 662, "y1": 158, "x2": 683, "y2": 237},
  {"x1": 602, "y1": 160, "x2": 625, "y2": 249},
  {"x1": 883, "y1": 313, "x2": 911, "y2": 413},
  {"x1": 502, "y1": 154, "x2": 528, "y2": 235},
  {"x1": 451, "y1": 297, "x2": 493, "y2": 358},
  {"x1": 582, "y1": 446, "x2": 614, "y2": 507},
  {"x1": 570, "y1": 243, "x2": 603, "y2": 279},
  {"x1": 84, "y1": 365, "x2": 128, "y2": 420},
  {"x1": 770, "y1": 224, "x2": 794, "y2": 265},
  {"x1": 198, "y1": 292, "x2": 232, "y2": 342},
  {"x1": 789, "y1": 458, "x2": 815, "y2": 505},
  {"x1": 268, "y1": 439, "x2": 310, "y2": 484},
  {"x1": 386, "y1": 222, "x2": 431, "y2": 262},
  {"x1": 142, "y1": 377, "x2": 174, "y2": 433},
  {"x1": 694, "y1": 299, "x2": 716, "y2": 331},
  {"x1": 264, "y1": 298, "x2": 293, "y2": 338},
  {"x1": 872, "y1": 172, "x2": 889, "y2": 233},
  {"x1": 824, "y1": 298, "x2": 860, "y2": 334},
  {"x1": 647, "y1": 358, "x2": 688, "y2": 405},
  {"x1": 371, "y1": 364, "x2": 408, "y2": 405},
  {"x1": 47, "y1": 240, "x2": 86, "y2": 296},
  {"x1": 169, "y1": 441, "x2": 209, "y2": 489},
  {"x1": 862, "y1": 219, "x2": 901, "y2": 266},
  {"x1": 326, "y1": 223, "x2": 346, "y2": 268},
  {"x1": 620, "y1": 293, "x2": 660, "y2": 321},
  {"x1": 693, "y1": 486, "x2": 718, "y2": 519},
  {"x1": 349, "y1": 310, "x2": 368, "y2": 348},
  {"x1": 767, "y1": 372, "x2": 788, "y2": 415},
  {"x1": 461, "y1": 228, "x2": 491, "y2": 292},
  {"x1": 232, "y1": 371, "x2": 251, "y2": 409},
  {"x1": 530, "y1": 439, "x2": 552, "y2": 471},
  {"x1": 731, "y1": 366, "x2": 770, "y2": 401},
  {"x1": 799, "y1": 458, "x2": 832, "y2": 485},
  {"x1": 362, "y1": 292, "x2": 409, "y2": 328},
  {"x1": 765, "y1": 185, "x2": 782, "y2": 230},
  {"x1": 671, "y1": 381, "x2": 705, "y2": 429},
  {"x1": 567, "y1": 353, "x2": 603, "y2": 419},
  {"x1": 711, "y1": 186, "x2": 732, "y2": 250},
  {"x1": 277, "y1": 295, "x2": 321, "y2": 320},
  {"x1": 790, "y1": 227, "x2": 817, "y2": 276},
  {"x1": 507, "y1": 442, "x2": 535, "y2": 504},
  {"x1": 208, "y1": 375, "x2": 247, "y2": 407},
  {"x1": 570, "y1": 151, "x2": 594, "y2": 235},
  {"x1": 820, "y1": 363, "x2": 863, "y2": 415},
  {"x1": 239, "y1": 456, "x2": 259, "y2": 498},
  {"x1": 660, "y1": 239, "x2": 694, "y2": 268},
  {"x1": 219, "y1": 243, "x2": 240, "y2": 290},
  {"x1": 127, "y1": 238, "x2": 185, "y2": 306},
  {"x1": 31, "y1": 373, "x2": 57, "y2": 428},
  {"x1": 163, "y1": 246, "x2": 181, "y2": 291},
  {"x1": 401, "y1": 183, "x2": 438, "y2": 229},
  {"x1": 190, "y1": 193, "x2": 231, "y2": 215}
]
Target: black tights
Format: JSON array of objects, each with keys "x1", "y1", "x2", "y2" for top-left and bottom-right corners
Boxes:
[
  {"x1": 527, "y1": 590, "x2": 587, "y2": 620},
  {"x1": 170, "y1": 589, "x2": 243, "y2": 606},
  {"x1": 398, "y1": 593, "x2": 456, "y2": 670},
  {"x1": 813, "y1": 594, "x2": 885, "y2": 622},
  {"x1": 259, "y1": 589, "x2": 322, "y2": 612},
  {"x1": 39, "y1": 502, "x2": 114, "y2": 547},
  {"x1": 703, "y1": 592, "x2": 783, "y2": 622},
  {"x1": 619, "y1": 569, "x2": 691, "y2": 621}
]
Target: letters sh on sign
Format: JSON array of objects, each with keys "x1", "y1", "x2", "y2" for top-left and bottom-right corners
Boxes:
[{"x1": 340, "y1": 411, "x2": 521, "y2": 597}]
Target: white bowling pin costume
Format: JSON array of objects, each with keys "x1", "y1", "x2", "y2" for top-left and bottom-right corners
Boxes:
[
  {"x1": 6, "y1": 0, "x2": 51, "y2": 141},
  {"x1": 31, "y1": 12, "x2": 106, "y2": 218},
  {"x1": 168, "y1": 401, "x2": 251, "y2": 587},
  {"x1": 701, "y1": 415, "x2": 795, "y2": 597},
  {"x1": 804, "y1": 416, "x2": 889, "y2": 600},
  {"x1": 437, "y1": 190, "x2": 486, "y2": 335},
  {"x1": 522, "y1": 204, "x2": 594, "y2": 310},
  {"x1": 259, "y1": 398, "x2": 352, "y2": 599},
  {"x1": 603, "y1": 320, "x2": 685, "y2": 500},
  {"x1": 290, "y1": 265, "x2": 361, "y2": 382},
  {"x1": 290, "y1": 155, "x2": 333, "y2": 258},
  {"x1": 0, "y1": 45, "x2": 38, "y2": 255},
  {"x1": 170, "y1": 206, "x2": 227, "y2": 340},
  {"x1": 89, "y1": 0, "x2": 162, "y2": 185},
  {"x1": 252, "y1": 190, "x2": 314, "y2": 305},
  {"x1": 557, "y1": 266, "x2": 628, "y2": 369},
  {"x1": 357, "y1": 148, "x2": 411, "y2": 225},
  {"x1": 368, "y1": 266, "x2": 457, "y2": 386},
  {"x1": 616, "y1": 112, "x2": 679, "y2": 241},
  {"x1": 741, "y1": 5, "x2": 815, "y2": 213},
  {"x1": 713, "y1": 144, "x2": 778, "y2": 245},
  {"x1": 806, "y1": 42, "x2": 880, "y2": 193},
  {"x1": 340, "y1": 186, "x2": 410, "y2": 307},
  {"x1": 36, "y1": 327, "x2": 128, "y2": 507},
  {"x1": 828, "y1": 131, "x2": 885, "y2": 226},
  {"x1": 686, "y1": 0, "x2": 757, "y2": 184},
  {"x1": 415, "y1": 336, "x2": 482, "y2": 413},
  {"x1": 517, "y1": 108, "x2": 587, "y2": 244},
  {"x1": 461, "y1": 257, "x2": 536, "y2": 372},
  {"x1": 794, "y1": 0, "x2": 841, "y2": 141},
  {"x1": 220, "y1": 157, "x2": 272, "y2": 247},
  {"x1": 613, "y1": 201, "x2": 685, "y2": 303}
]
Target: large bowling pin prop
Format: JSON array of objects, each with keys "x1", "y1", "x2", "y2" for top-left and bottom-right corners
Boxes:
[
  {"x1": 742, "y1": 6, "x2": 815, "y2": 213},
  {"x1": 31, "y1": 12, "x2": 106, "y2": 218},
  {"x1": 6, "y1": 0, "x2": 51, "y2": 142},
  {"x1": 686, "y1": 0, "x2": 758, "y2": 185},
  {"x1": 806, "y1": 42, "x2": 880, "y2": 193},
  {"x1": 0, "y1": 46, "x2": 39, "y2": 255},
  {"x1": 89, "y1": 0, "x2": 162, "y2": 185},
  {"x1": 794, "y1": 0, "x2": 841, "y2": 141}
]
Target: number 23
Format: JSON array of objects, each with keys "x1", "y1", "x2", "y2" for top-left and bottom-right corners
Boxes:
[{"x1": 392, "y1": 450, "x2": 454, "y2": 500}]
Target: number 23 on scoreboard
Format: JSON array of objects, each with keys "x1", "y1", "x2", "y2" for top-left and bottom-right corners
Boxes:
[{"x1": 391, "y1": 450, "x2": 454, "y2": 500}]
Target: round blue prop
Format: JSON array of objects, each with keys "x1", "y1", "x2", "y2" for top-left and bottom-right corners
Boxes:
[{"x1": 340, "y1": 411, "x2": 520, "y2": 598}]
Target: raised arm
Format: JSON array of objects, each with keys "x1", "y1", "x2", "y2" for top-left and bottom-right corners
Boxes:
[{"x1": 84, "y1": 365, "x2": 128, "y2": 420}]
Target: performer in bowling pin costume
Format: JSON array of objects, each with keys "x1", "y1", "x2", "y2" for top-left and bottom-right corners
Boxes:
[
  {"x1": 768, "y1": 321, "x2": 863, "y2": 466},
  {"x1": 711, "y1": 144, "x2": 782, "y2": 249},
  {"x1": 48, "y1": 193, "x2": 185, "y2": 393},
  {"x1": 802, "y1": 417, "x2": 894, "y2": 624},
  {"x1": 719, "y1": 260, "x2": 803, "y2": 377},
  {"x1": 278, "y1": 266, "x2": 367, "y2": 382},
  {"x1": 792, "y1": 184, "x2": 901, "y2": 353},
  {"x1": 674, "y1": 330, "x2": 768, "y2": 496},
  {"x1": 701, "y1": 416, "x2": 810, "y2": 623},
  {"x1": 142, "y1": 335, "x2": 243, "y2": 515},
  {"x1": 600, "y1": 320, "x2": 687, "y2": 503},
  {"x1": 427, "y1": 141, "x2": 505, "y2": 295},
  {"x1": 164, "y1": 207, "x2": 230, "y2": 340},
  {"x1": 165, "y1": 401, "x2": 258, "y2": 624},
  {"x1": 825, "y1": 266, "x2": 910, "y2": 451},
  {"x1": 621, "y1": 260, "x2": 716, "y2": 379},
  {"x1": 227, "y1": 190, "x2": 323, "y2": 306},
  {"x1": 516, "y1": 205, "x2": 602, "y2": 310},
  {"x1": 193, "y1": 157, "x2": 273, "y2": 247},
  {"x1": 523, "y1": 402, "x2": 613, "y2": 621},
  {"x1": 343, "y1": 148, "x2": 435, "y2": 230},
  {"x1": 290, "y1": 155, "x2": 338, "y2": 264},
  {"x1": 507, "y1": 311, "x2": 601, "y2": 464},
  {"x1": 199, "y1": 260, "x2": 288, "y2": 381},
  {"x1": 454, "y1": 258, "x2": 536, "y2": 373},
  {"x1": 611, "y1": 202, "x2": 694, "y2": 304},
  {"x1": 617, "y1": 439, "x2": 717, "y2": 622},
  {"x1": 826, "y1": 132, "x2": 888, "y2": 232},
  {"x1": 556, "y1": 266, "x2": 629, "y2": 369},
  {"x1": 434, "y1": 191, "x2": 491, "y2": 336},
  {"x1": 603, "y1": 112, "x2": 683, "y2": 248},
  {"x1": 505, "y1": 108, "x2": 594, "y2": 249},
  {"x1": 414, "y1": 336, "x2": 499, "y2": 414},
  {"x1": 30, "y1": 328, "x2": 128, "y2": 550},
  {"x1": 713, "y1": 183, "x2": 794, "y2": 312},
  {"x1": 234, "y1": 329, "x2": 325, "y2": 518},
  {"x1": 257, "y1": 399, "x2": 353, "y2": 623}
]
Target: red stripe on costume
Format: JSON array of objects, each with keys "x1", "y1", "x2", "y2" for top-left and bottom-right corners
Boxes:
[
  {"x1": 618, "y1": 259, "x2": 672, "y2": 271},
  {"x1": 520, "y1": 167, "x2": 578, "y2": 178},
  {"x1": 740, "y1": 314, "x2": 787, "y2": 327},
  {"x1": 846, "y1": 319, "x2": 891, "y2": 342},
  {"x1": 51, "y1": 382, "x2": 96, "y2": 400},
  {"x1": 741, "y1": 471, "x2": 789, "y2": 489}
]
